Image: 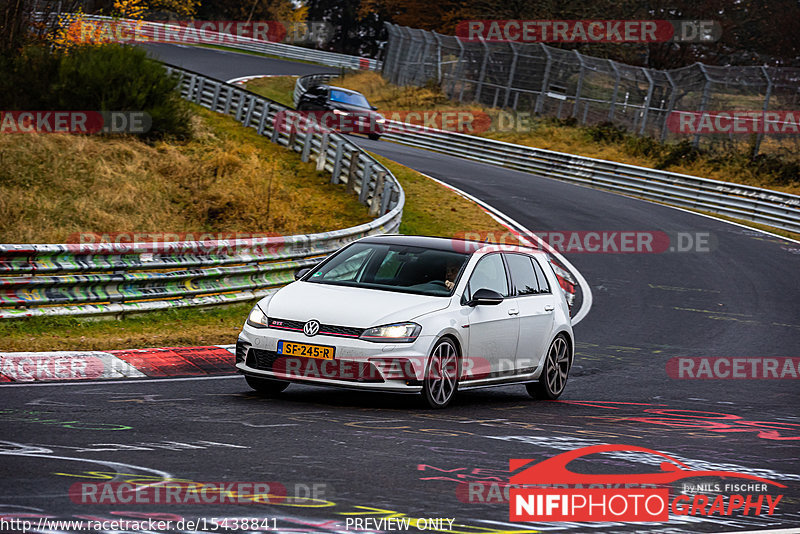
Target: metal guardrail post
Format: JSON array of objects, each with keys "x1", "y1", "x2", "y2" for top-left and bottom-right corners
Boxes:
[
  {"x1": 359, "y1": 163, "x2": 374, "y2": 203},
  {"x1": 369, "y1": 171, "x2": 386, "y2": 216},
  {"x1": 331, "y1": 141, "x2": 344, "y2": 184},
  {"x1": 244, "y1": 95, "x2": 255, "y2": 126},
  {"x1": 317, "y1": 132, "x2": 330, "y2": 171},
  {"x1": 300, "y1": 129, "x2": 313, "y2": 162},
  {"x1": 380, "y1": 182, "x2": 393, "y2": 215},
  {"x1": 346, "y1": 150, "x2": 360, "y2": 193},
  {"x1": 257, "y1": 102, "x2": 270, "y2": 135}
]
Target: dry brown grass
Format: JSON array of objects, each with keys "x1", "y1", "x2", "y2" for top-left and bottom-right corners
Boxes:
[{"x1": 0, "y1": 106, "x2": 371, "y2": 243}]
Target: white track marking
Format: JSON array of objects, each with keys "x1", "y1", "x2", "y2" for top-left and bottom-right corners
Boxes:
[{"x1": 0, "y1": 374, "x2": 242, "y2": 388}]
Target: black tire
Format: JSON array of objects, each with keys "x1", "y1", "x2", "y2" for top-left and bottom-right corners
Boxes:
[
  {"x1": 527, "y1": 334, "x2": 570, "y2": 400},
  {"x1": 422, "y1": 338, "x2": 460, "y2": 409},
  {"x1": 368, "y1": 133, "x2": 381, "y2": 141},
  {"x1": 246, "y1": 375, "x2": 289, "y2": 395}
]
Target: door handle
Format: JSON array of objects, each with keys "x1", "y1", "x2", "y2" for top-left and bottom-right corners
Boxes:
[
  {"x1": 508, "y1": 308, "x2": 520, "y2": 316},
  {"x1": 544, "y1": 305, "x2": 554, "y2": 312}
]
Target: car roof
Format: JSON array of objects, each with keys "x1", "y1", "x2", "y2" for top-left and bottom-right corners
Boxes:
[{"x1": 358, "y1": 234, "x2": 543, "y2": 256}]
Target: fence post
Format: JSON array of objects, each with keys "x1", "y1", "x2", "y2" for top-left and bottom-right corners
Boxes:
[
  {"x1": 639, "y1": 68, "x2": 655, "y2": 135},
  {"x1": 503, "y1": 42, "x2": 519, "y2": 109},
  {"x1": 451, "y1": 38, "x2": 466, "y2": 100},
  {"x1": 693, "y1": 64, "x2": 712, "y2": 148},
  {"x1": 754, "y1": 66, "x2": 773, "y2": 157},
  {"x1": 433, "y1": 32, "x2": 443, "y2": 83},
  {"x1": 535, "y1": 44, "x2": 552, "y2": 114},
  {"x1": 419, "y1": 31, "x2": 433, "y2": 84},
  {"x1": 608, "y1": 60, "x2": 620, "y2": 120},
  {"x1": 474, "y1": 37, "x2": 490, "y2": 103},
  {"x1": 660, "y1": 71, "x2": 678, "y2": 142},
  {"x1": 572, "y1": 50, "x2": 586, "y2": 119}
]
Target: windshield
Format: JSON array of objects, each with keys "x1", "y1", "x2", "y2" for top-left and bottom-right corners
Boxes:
[
  {"x1": 329, "y1": 89, "x2": 371, "y2": 109},
  {"x1": 306, "y1": 242, "x2": 469, "y2": 297}
]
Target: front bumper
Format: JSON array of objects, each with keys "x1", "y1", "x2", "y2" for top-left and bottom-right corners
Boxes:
[{"x1": 236, "y1": 324, "x2": 431, "y2": 393}]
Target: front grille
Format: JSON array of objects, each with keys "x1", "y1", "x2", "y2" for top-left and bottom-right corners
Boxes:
[
  {"x1": 247, "y1": 348, "x2": 282, "y2": 371},
  {"x1": 245, "y1": 348, "x2": 383, "y2": 383},
  {"x1": 268, "y1": 318, "x2": 364, "y2": 338}
]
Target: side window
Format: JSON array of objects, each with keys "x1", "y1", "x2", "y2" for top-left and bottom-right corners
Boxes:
[
  {"x1": 531, "y1": 257, "x2": 551, "y2": 293},
  {"x1": 466, "y1": 254, "x2": 509, "y2": 299},
  {"x1": 505, "y1": 253, "x2": 540, "y2": 296}
]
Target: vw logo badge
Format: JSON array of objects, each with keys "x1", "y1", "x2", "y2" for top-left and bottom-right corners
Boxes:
[{"x1": 303, "y1": 320, "x2": 320, "y2": 337}]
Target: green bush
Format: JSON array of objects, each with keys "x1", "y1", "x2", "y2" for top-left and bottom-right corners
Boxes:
[
  {"x1": 0, "y1": 43, "x2": 191, "y2": 140},
  {"x1": 54, "y1": 44, "x2": 191, "y2": 139}
]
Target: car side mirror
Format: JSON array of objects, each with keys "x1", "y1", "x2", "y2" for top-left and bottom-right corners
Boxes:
[
  {"x1": 295, "y1": 267, "x2": 313, "y2": 280},
  {"x1": 467, "y1": 288, "x2": 504, "y2": 307},
  {"x1": 370, "y1": 105, "x2": 378, "y2": 111}
]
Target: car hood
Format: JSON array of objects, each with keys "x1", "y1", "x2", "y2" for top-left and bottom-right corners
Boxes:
[
  {"x1": 262, "y1": 281, "x2": 450, "y2": 328},
  {"x1": 330, "y1": 102, "x2": 381, "y2": 117}
]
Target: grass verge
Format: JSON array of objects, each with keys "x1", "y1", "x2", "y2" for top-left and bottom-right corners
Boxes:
[{"x1": 0, "y1": 105, "x2": 371, "y2": 243}]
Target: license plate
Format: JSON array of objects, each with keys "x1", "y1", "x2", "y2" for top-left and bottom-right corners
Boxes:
[{"x1": 277, "y1": 341, "x2": 335, "y2": 360}]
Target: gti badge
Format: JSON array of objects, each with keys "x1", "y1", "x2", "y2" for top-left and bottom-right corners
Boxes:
[{"x1": 303, "y1": 320, "x2": 320, "y2": 337}]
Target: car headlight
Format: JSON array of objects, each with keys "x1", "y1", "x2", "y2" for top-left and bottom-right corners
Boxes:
[
  {"x1": 360, "y1": 322, "x2": 421, "y2": 343},
  {"x1": 333, "y1": 109, "x2": 349, "y2": 116},
  {"x1": 375, "y1": 115, "x2": 386, "y2": 124},
  {"x1": 247, "y1": 305, "x2": 268, "y2": 328}
]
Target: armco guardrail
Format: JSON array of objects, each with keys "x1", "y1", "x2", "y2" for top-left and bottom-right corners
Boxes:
[
  {"x1": 69, "y1": 14, "x2": 381, "y2": 71},
  {"x1": 294, "y1": 72, "x2": 800, "y2": 233},
  {"x1": 382, "y1": 123, "x2": 800, "y2": 232},
  {"x1": 0, "y1": 66, "x2": 403, "y2": 320}
]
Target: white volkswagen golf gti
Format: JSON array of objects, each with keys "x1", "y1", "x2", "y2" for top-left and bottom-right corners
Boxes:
[{"x1": 236, "y1": 235, "x2": 574, "y2": 408}]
